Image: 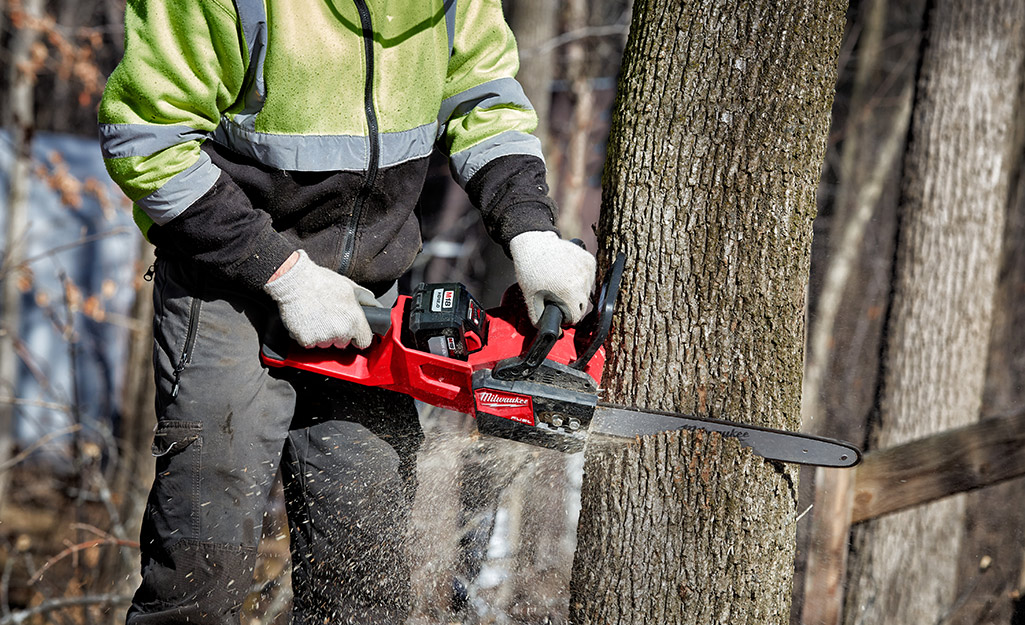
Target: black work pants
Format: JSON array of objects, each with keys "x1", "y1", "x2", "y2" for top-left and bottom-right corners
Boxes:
[{"x1": 127, "y1": 259, "x2": 422, "y2": 625}]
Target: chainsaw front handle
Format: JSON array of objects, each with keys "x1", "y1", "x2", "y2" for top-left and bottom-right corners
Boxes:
[{"x1": 492, "y1": 303, "x2": 563, "y2": 380}]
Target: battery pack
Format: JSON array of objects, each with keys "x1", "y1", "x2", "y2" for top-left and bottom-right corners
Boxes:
[{"x1": 409, "y1": 282, "x2": 488, "y2": 360}]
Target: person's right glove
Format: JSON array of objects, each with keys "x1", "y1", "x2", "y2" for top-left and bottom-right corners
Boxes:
[
  {"x1": 263, "y1": 249, "x2": 380, "y2": 349},
  {"x1": 509, "y1": 231, "x2": 597, "y2": 326}
]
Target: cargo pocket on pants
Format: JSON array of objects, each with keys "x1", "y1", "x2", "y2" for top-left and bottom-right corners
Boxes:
[{"x1": 150, "y1": 420, "x2": 203, "y2": 539}]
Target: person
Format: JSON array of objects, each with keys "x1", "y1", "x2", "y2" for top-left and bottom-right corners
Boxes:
[{"x1": 98, "y1": 1, "x2": 596, "y2": 623}]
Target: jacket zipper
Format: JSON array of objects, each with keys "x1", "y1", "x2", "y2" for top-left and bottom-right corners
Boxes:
[
  {"x1": 339, "y1": 0, "x2": 381, "y2": 276},
  {"x1": 170, "y1": 297, "x2": 202, "y2": 399}
]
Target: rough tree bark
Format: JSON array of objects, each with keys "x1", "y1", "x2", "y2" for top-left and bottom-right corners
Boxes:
[
  {"x1": 952, "y1": 23, "x2": 1025, "y2": 624},
  {"x1": 567, "y1": 1, "x2": 846, "y2": 623},
  {"x1": 842, "y1": 1, "x2": 1025, "y2": 624}
]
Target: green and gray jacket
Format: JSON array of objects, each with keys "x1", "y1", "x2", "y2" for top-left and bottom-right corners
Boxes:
[{"x1": 99, "y1": 0, "x2": 558, "y2": 292}]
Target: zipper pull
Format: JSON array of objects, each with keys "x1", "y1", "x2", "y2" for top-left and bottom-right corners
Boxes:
[
  {"x1": 144, "y1": 264, "x2": 156, "y2": 282},
  {"x1": 170, "y1": 357, "x2": 188, "y2": 399}
]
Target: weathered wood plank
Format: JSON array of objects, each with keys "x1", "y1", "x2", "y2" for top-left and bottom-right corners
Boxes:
[
  {"x1": 802, "y1": 411, "x2": 1025, "y2": 624},
  {"x1": 851, "y1": 410, "x2": 1025, "y2": 524},
  {"x1": 801, "y1": 466, "x2": 854, "y2": 625}
]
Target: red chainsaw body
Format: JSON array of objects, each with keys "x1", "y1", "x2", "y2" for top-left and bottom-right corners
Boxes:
[{"x1": 261, "y1": 295, "x2": 606, "y2": 420}]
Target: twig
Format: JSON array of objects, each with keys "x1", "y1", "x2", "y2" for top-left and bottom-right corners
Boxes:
[
  {"x1": 934, "y1": 568, "x2": 987, "y2": 625},
  {"x1": 70, "y1": 523, "x2": 115, "y2": 541},
  {"x1": 28, "y1": 535, "x2": 139, "y2": 585},
  {"x1": 0, "y1": 396, "x2": 71, "y2": 412},
  {"x1": 0, "y1": 228, "x2": 133, "y2": 282},
  {"x1": 0, "y1": 594, "x2": 133, "y2": 625},
  {"x1": 9, "y1": 334, "x2": 62, "y2": 402},
  {"x1": 23, "y1": 228, "x2": 133, "y2": 266},
  {"x1": 1, "y1": 549, "x2": 14, "y2": 618},
  {"x1": 0, "y1": 424, "x2": 80, "y2": 472},
  {"x1": 521, "y1": 24, "x2": 630, "y2": 59},
  {"x1": 84, "y1": 466, "x2": 138, "y2": 577}
]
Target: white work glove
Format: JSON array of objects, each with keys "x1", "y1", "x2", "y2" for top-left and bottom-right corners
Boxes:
[
  {"x1": 263, "y1": 249, "x2": 380, "y2": 349},
  {"x1": 509, "y1": 231, "x2": 596, "y2": 326}
]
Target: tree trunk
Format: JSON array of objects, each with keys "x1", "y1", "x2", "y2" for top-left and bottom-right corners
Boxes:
[
  {"x1": 842, "y1": 1, "x2": 1024, "y2": 624},
  {"x1": 507, "y1": 0, "x2": 557, "y2": 153},
  {"x1": 951, "y1": 35, "x2": 1025, "y2": 625},
  {"x1": 557, "y1": 0, "x2": 593, "y2": 241},
  {"x1": 1, "y1": 0, "x2": 45, "y2": 512},
  {"x1": 568, "y1": 1, "x2": 846, "y2": 623},
  {"x1": 797, "y1": 2, "x2": 925, "y2": 621},
  {"x1": 102, "y1": 241, "x2": 156, "y2": 594},
  {"x1": 801, "y1": 0, "x2": 923, "y2": 436}
]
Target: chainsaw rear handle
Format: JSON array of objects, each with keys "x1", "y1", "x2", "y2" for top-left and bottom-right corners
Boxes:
[
  {"x1": 261, "y1": 304, "x2": 393, "y2": 363},
  {"x1": 361, "y1": 305, "x2": 393, "y2": 336}
]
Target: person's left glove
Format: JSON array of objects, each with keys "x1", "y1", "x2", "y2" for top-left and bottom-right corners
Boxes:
[
  {"x1": 510, "y1": 231, "x2": 597, "y2": 326},
  {"x1": 263, "y1": 249, "x2": 381, "y2": 349}
]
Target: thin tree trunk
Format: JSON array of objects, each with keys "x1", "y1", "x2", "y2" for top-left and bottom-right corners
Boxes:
[
  {"x1": 557, "y1": 0, "x2": 592, "y2": 241},
  {"x1": 105, "y1": 0, "x2": 127, "y2": 57},
  {"x1": 842, "y1": 1, "x2": 1024, "y2": 624},
  {"x1": 801, "y1": 0, "x2": 922, "y2": 433},
  {"x1": 0, "y1": 0, "x2": 45, "y2": 512},
  {"x1": 483, "y1": 0, "x2": 559, "y2": 306},
  {"x1": 568, "y1": 1, "x2": 846, "y2": 623},
  {"x1": 508, "y1": 0, "x2": 557, "y2": 153},
  {"x1": 504, "y1": 5, "x2": 577, "y2": 613},
  {"x1": 797, "y1": 2, "x2": 925, "y2": 621},
  {"x1": 951, "y1": 56, "x2": 1025, "y2": 625}
]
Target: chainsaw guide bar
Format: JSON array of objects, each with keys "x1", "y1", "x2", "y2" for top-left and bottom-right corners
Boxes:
[{"x1": 591, "y1": 405, "x2": 861, "y2": 467}]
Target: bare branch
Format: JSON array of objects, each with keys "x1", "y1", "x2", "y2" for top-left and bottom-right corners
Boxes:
[
  {"x1": 0, "y1": 226, "x2": 134, "y2": 282},
  {"x1": 0, "y1": 423, "x2": 79, "y2": 472},
  {"x1": 28, "y1": 535, "x2": 139, "y2": 586},
  {"x1": 0, "y1": 594, "x2": 133, "y2": 625},
  {"x1": 521, "y1": 24, "x2": 630, "y2": 59}
]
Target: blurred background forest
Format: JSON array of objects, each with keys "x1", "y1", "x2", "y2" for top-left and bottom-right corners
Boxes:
[{"x1": 0, "y1": 1, "x2": 1023, "y2": 624}]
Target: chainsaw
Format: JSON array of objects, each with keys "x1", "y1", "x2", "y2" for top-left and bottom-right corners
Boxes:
[{"x1": 261, "y1": 253, "x2": 861, "y2": 467}]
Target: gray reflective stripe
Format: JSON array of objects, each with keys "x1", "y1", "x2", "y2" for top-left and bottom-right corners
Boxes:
[
  {"x1": 444, "y1": 0, "x2": 457, "y2": 55},
  {"x1": 438, "y1": 77, "x2": 534, "y2": 125},
  {"x1": 99, "y1": 123, "x2": 211, "y2": 159},
  {"x1": 212, "y1": 120, "x2": 438, "y2": 172},
  {"x1": 380, "y1": 123, "x2": 439, "y2": 169},
  {"x1": 449, "y1": 130, "x2": 544, "y2": 187},
  {"x1": 136, "y1": 152, "x2": 221, "y2": 225},
  {"x1": 232, "y1": 0, "x2": 269, "y2": 124}
]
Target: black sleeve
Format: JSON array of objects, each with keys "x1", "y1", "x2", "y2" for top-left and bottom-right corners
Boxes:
[
  {"x1": 464, "y1": 154, "x2": 560, "y2": 253},
  {"x1": 148, "y1": 171, "x2": 297, "y2": 290}
]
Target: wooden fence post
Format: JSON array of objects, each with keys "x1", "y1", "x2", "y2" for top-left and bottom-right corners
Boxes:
[
  {"x1": 802, "y1": 467, "x2": 855, "y2": 625},
  {"x1": 801, "y1": 409, "x2": 1025, "y2": 624}
]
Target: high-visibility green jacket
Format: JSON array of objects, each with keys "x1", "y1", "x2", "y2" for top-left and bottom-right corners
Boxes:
[{"x1": 99, "y1": 0, "x2": 557, "y2": 291}]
